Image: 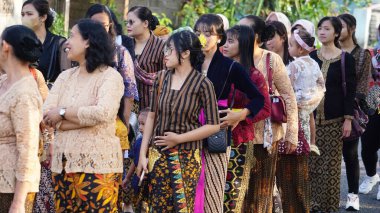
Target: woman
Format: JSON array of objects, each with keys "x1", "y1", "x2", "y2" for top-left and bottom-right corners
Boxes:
[
  {"x1": 43, "y1": 19, "x2": 124, "y2": 211},
  {"x1": 126, "y1": 6, "x2": 165, "y2": 110},
  {"x1": 265, "y1": 21, "x2": 294, "y2": 65},
  {"x1": 338, "y1": 13, "x2": 373, "y2": 209},
  {"x1": 136, "y1": 30, "x2": 220, "y2": 212},
  {"x1": 194, "y1": 14, "x2": 265, "y2": 213},
  {"x1": 0, "y1": 25, "x2": 43, "y2": 213},
  {"x1": 21, "y1": 2, "x2": 70, "y2": 211},
  {"x1": 309, "y1": 16, "x2": 356, "y2": 212},
  {"x1": 21, "y1": 0, "x2": 71, "y2": 86},
  {"x1": 238, "y1": 15, "x2": 298, "y2": 213},
  {"x1": 222, "y1": 25, "x2": 271, "y2": 212},
  {"x1": 276, "y1": 28, "x2": 325, "y2": 213}
]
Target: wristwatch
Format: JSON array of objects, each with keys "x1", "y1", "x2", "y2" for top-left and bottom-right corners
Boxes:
[{"x1": 59, "y1": 108, "x2": 66, "y2": 119}]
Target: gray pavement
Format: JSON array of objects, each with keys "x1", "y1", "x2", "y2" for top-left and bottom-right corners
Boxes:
[{"x1": 338, "y1": 143, "x2": 380, "y2": 212}]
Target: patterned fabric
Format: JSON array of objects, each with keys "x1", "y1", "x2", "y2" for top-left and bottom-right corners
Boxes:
[
  {"x1": 52, "y1": 172, "x2": 120, "y2": 213},
  {"x1": 351, "y1": 46, "x2": 372, "y2": 96},
  {"x1": 43, "y1": 66, "x2": 124, "y2": 174},
  {"x1": 309, "y1": 122, "x2": 342, "y2": 212},
  {"x1": 0, "y1": 75, "x2": 42, "y2": 193},
  {"x1": 367, "y1": 84, "x2": 380, "y2": 113},
  {"x1": 33, "y1": 163, "x2": 55, "y2": 213},
  {"x1": 276, "y1": 155, "x2": 310, "y2": 213},
  {"x1": 204, "y1": 148, "x2": 231, "y2": 213},
  {"x1": 224, "y1": 142, "x2": 255, "y2": 213},
  {"x1": 0, "y1": 193, "x2": 35, "y2": 213},
  {"x1": 147, "y1": 148, "x2": 201, "y2": 212},
  {"x1": 244, "y1": 141, "x2": 279, "y2": 212},
  {"x1": 254, "y1": 50, "x2": 298, "y2": 145}
]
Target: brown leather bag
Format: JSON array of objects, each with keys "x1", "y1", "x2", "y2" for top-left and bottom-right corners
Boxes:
[{"x1": 266, "y1": 53, "x2": 287, "y2": 123}]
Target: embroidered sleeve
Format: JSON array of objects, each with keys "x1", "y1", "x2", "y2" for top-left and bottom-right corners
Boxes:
[
  {"x1": 272, "y1": 54, "x2": 298, "y2": 145},
  {"x1": 200, "y1": 78, "x2": 220, "y2": 125},
  {"x1": 118, "y1": 48, "x2": 139, "y2": 101},
  {"x1": 251, "y1": 69, "x2": 271, "y2": 122},
  {"x1": 11, "y1": 93, "x2": 42, "y2": 182},
  {"x1": 77, "y1": 69, "x2": 124, "y2": 126}
]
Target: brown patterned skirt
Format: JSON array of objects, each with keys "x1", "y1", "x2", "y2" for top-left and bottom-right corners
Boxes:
[
  {"x1": 276, "y1": 154, "x2": 310, "y2": 213},
  {"x1": 309, "y1": 122, "x2": 342, "y2": 212},
  {"x1": 0, "y1": 193, "x2": 35, "y2": 213},
  {"x1": 244, "y1": 141, "x2": 279, "y2": 213}
]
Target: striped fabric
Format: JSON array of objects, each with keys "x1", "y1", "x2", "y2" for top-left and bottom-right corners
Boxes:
[
  {"x1": 136, "y1": 33, "x2": 165, "y2": 110},
  {"x1": 149, "y1": 70, "x2": 219, "y2": 150}
]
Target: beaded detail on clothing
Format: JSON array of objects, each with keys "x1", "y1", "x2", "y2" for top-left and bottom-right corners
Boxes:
[
  {"x1": 0, "y1": 75, "x2": 42, "y2": 193},
  {"x1": 43, "y1": 66, "x2": 124, "y2": 174}
]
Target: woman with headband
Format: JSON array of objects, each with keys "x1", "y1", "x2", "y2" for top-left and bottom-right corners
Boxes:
[{"x1": 276, "y1": 28, "x2": 325, "y2": 213}]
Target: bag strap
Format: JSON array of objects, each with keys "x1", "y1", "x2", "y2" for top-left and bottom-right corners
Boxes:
[
  {"x1": 341, "y1": 51, "x2": 347, "y2": 97},
  {"x1": 217, "y1": 61, "x2": 235, "y2": 101},
  {"x1": 266, "y1": 53, "x2": 274, "y2": 95}
]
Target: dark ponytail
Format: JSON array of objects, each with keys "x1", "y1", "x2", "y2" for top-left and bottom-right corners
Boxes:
[
  {"x1": 23, "y1": 0, "x2": 54, "y2": 29},
  {"x1": 241, "y1": 15, "x2": 275, "y2": 43},
  {"x1": 128, "y1": 6, "x2": 158, "y2": 31}
]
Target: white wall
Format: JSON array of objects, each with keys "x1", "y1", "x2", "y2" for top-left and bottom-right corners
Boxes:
[{"x1": 0, "y1": 0, "x2": 24, "y2": 34}]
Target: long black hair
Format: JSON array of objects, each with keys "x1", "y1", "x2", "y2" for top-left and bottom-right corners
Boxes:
[
  {"x1": 266, "y1": 21, "x2": 293, "y2": 65},
  {"x1": 194, "y1": 14, "x2": 227, "y2": 47},
  {"x1": 76, "y1": 19, "x2": 115, "y2": 73},
  {"x1": 226, "y1": 25, "x2": 255, "y2": 70},
  {"x1": 338, "y1": 13, "x2": 358, "y2": 45},
  {"x1": 85, "y1": 4, "x2": 116, "y2": 40},
  {"x1": 22, "y1": 0, "x2": 54, "y2": 30},
  {"x1": 165, "y1": 30, "x2": 205, "y2": 68},
  {"x1": 317, "y1": 16, "x2": 342, "y2": 48},
  {"x1": 240, "y1": 15, "x2": 275, "y2": 43}
]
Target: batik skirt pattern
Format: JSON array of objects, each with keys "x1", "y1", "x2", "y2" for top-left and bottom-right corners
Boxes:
[
  {"x1": 0, "y1": 193, "x2": 35, "y2": 213},
  {"x1": 147, "y1": 148, "x2": 201, "y2": 213}
]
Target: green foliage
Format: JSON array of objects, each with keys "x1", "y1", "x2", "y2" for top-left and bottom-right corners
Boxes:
[
  {"x1": 177, "y1": 0, "x2": 371, "y2": 28},
  {"x1": 50, "y1": 13, "x2": 67, "y2": 37},
  {"x1": 153, "y1": 13, "x2": 174, "y2": 32}
]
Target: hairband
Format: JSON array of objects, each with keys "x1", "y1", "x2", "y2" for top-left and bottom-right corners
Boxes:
[{"x1": 293, "y1": 29, "x2": 314, "y2": 52}]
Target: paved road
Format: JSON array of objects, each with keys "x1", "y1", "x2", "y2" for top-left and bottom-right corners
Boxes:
[{"x1": 338, "y1": 143, "x2": 380, "y2": 212}]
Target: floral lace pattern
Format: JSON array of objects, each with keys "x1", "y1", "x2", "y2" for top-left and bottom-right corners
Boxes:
[
  {"x1": 0, "y1": 75, "x2": 42, "y2": 193},
  {"x1": 43, "y1": 67, "x2": 124, "y2": 174}
]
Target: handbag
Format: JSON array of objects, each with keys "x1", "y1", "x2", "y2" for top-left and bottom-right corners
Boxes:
[
  {"x1": 206, "y1": 61, "x2": 236, "y2": 153},
  {"x1": 278, "y1": 121, "x2": 310, "y2": 155},
  {"x1": 340, "y1": 52, "x2": 369, "y2": 141},
  {"x1": 266, "y1": 53, "x2": 287, "y2": 123}
]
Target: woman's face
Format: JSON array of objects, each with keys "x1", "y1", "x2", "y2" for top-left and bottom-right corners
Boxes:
[
  {"x1": 223, "y1": 34, "x2": 239, "y2": 58},
  {"x1": 163, "y1": 42, "x2": 179, "y2": 69},
  {"x1": 90, "y1": 12, "x2": 111, "y2": 33},
  {"x1": 126, "y1": 12, "x2": 148, "y2": 37},
  {"x1": 65, "y1": 25, "x2": 88, "y2": 62},
  {"x1": 21, "y1": 4, "x2": 44, "y2": 31},
  {"x1": 265, "y1": 33, "x2": 284, "y2": 54},
  {"x1": 317, "y1": 20, "x2": 337, "y2": 45},
  {"x1": 195, "y1": 26, "x2": 219, "y2": 52},
  {"x1": 339, "y1": 20, "x2": 350, "y2": 42}
]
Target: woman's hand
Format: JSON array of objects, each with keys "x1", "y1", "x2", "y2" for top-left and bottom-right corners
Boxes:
[
  {"x1": 154, "y1": 132, "x2": 181, "y2": 151},
  {"x1": 43, "y1": 107, "x2": 63, "y2": 128},
  {"x1": 219, "y1": 109, "x2": 248, "y2": 130},
  {"x1": 342, "y1": 119, "x2": 352, "y2": 138},
  {"x1": 136, "y1": 155, "x2": 148, "y2": 177},
  {"x1": 9, "y1": 200, "x2": 25, "y2": 213},
  {"x1": 284, "y1": 141, "x2": 297, "y2": 154}
]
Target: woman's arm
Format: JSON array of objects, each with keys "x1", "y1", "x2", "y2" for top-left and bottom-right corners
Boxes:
[{"x1": 9, "y1": 181, "x2": 30, "y2": 212}]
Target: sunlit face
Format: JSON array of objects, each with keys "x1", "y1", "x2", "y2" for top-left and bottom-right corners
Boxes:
[
  {"x1": 223, "y1": 33, "x2": 239, "y2": 58},
  {"x1": 339, "y1": 20, "x2": 349, "y2": 42},
  {"x1": 65, "y1": 25, "x2": 88, "y2": 62},
  {"x1": 265, "y1": 33, "x2": 284, "y2": 54},
  {"x1": 288, "y1": 35, "x2": 302, "y2": 58},
  {"x1": 21, "y1": 4, "x2": 44, "y2": 31},
  {"x1": 163, "y1": 41, "x2": 179, "y2": 69},
  {"x1": 195, "y1": 26, "x2": 220, "y2": 52},
  {"x1": 90, "y1": 12, "x2": 111, "y2": 33},
  {"x1": 126, "y1": 11, "x2": 148, "y2": 37},
  {"x1": 317, "y1": 20, "x2": 337, "y2": 45}
]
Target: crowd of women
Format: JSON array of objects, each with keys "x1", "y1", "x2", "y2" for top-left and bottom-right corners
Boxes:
[{"x1": 0, "y1": 0, "x2": 379, "y2": 212}]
